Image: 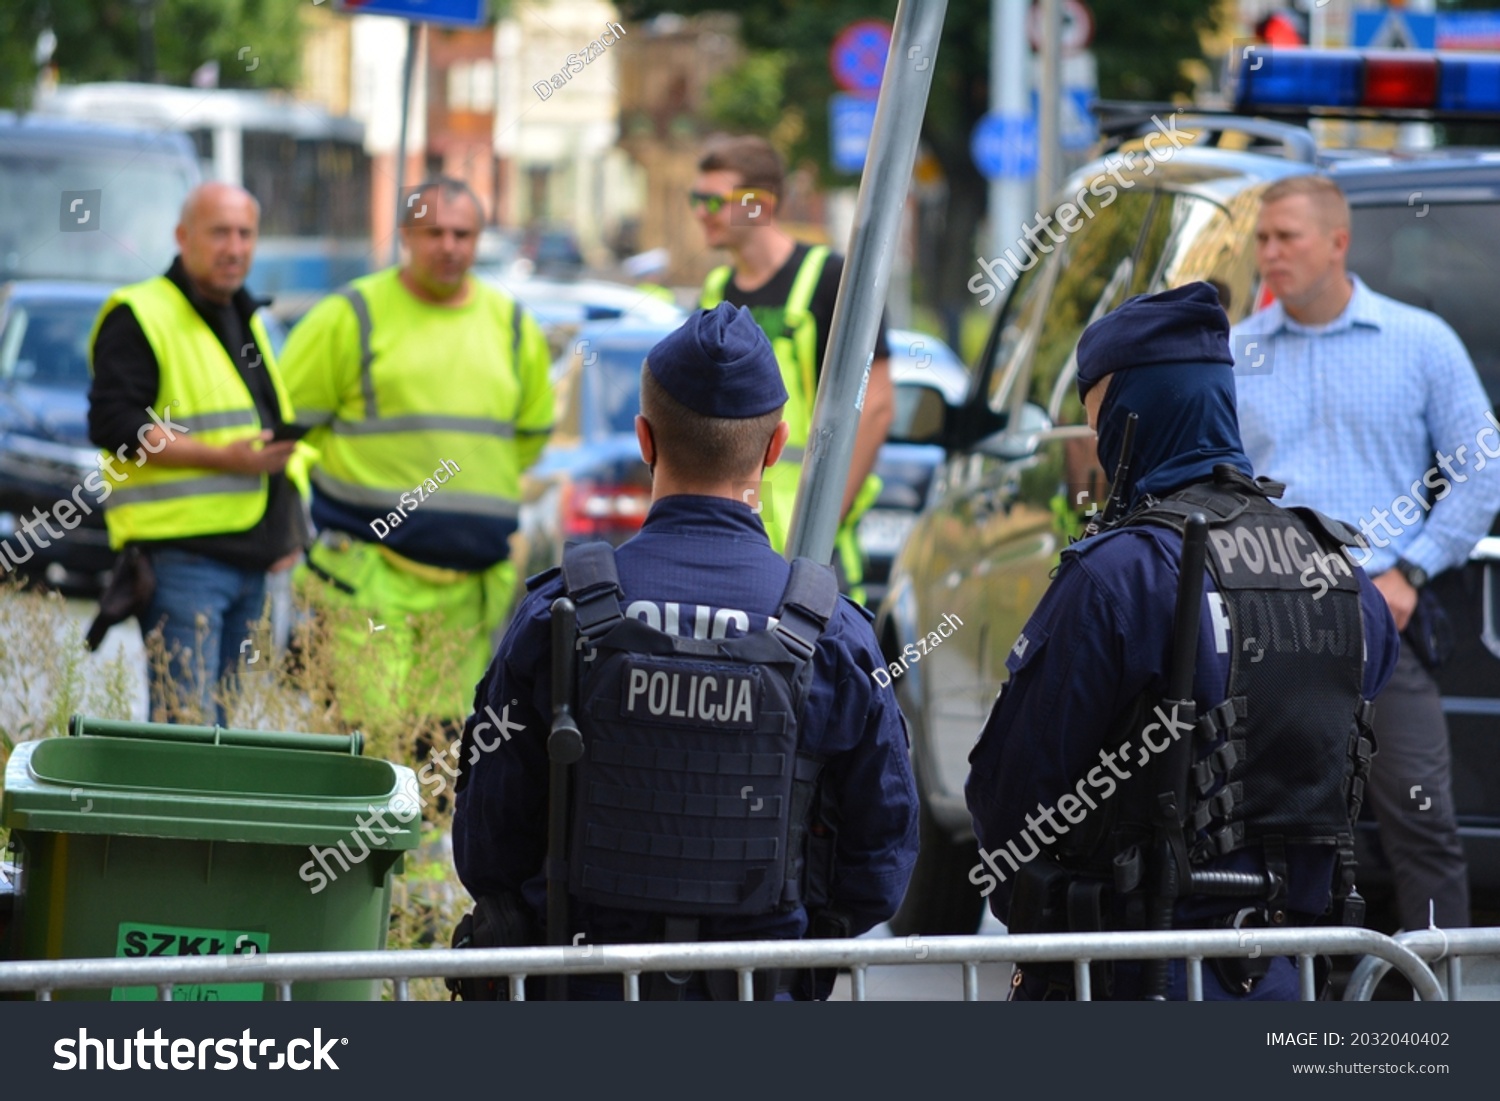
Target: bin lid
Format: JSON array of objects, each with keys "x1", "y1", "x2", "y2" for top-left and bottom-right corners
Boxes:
[{"x1": 1, "y1": 724, "x2": 422, "y2": 849}]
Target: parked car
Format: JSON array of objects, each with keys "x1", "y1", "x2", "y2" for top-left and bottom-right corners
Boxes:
[
  {"x1": 0, "y1": 280, "x2": 287, "y2": 595},
  {"x1": 0, "y1": 281, "x2": 118, "y2": 592},
  {"x1": 879, "y1": 48, "x2": 1500, "y2": 935},
  {"x1": 516, "y1": 320, "x2": 968, "y2": 597}
]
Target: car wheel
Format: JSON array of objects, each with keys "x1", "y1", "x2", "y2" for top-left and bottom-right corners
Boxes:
[{"x1": 888, "y1": 791, "x2": 986, "y2": 936}]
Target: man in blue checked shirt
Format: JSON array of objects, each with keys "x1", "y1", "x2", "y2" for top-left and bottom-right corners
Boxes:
[{"x1": 1233, "y1": 174, "x2": 1500, "y2": 930}]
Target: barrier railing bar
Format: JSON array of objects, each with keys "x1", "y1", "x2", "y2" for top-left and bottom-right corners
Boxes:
[
  {"x1": 1447, "y1": 956, "x2": 1462, "y2": 1001},
  {"x1": 1343, "y1": 926, "x2": 1500, "y2": 1001},
  {"x1": 963, "y1": 962, "x2": 979, "y2": 1001},
  {"x1": 850, "y1": 964, "x2": 868, "y2": 1001},
  {"x1": 1300, "y1": 954, "x2": 1317, "y2": 1001},
  {"x1": 393, "y1": 978, "x2": 410, "y2": 1001},
  {"x1": 1186, "y1": 958, "x2": 1204, "y2": 1001},
  {"x1": 1075, "y1": 959, "x2": 1091, "y2": 1001},
  {"x1": 0, "y1": 929, "x2": 1445, "y2": 1002}
]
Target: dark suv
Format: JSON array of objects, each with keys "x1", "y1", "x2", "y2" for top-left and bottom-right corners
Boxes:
[{"x1": 881, "y1": 48, "x2": 1500, "y2": 935}]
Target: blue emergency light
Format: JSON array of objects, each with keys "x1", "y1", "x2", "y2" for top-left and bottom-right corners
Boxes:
[{"x1": 1236, "y1": 47, "x2": 1500, "y2": 116}]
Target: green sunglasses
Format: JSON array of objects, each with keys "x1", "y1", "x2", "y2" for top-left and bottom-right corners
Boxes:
[
  {"x1": 689, "y1": 187, "x2": 766, "y2": 215},
  {"x1": 688, "y1": 190, "x2": 732, "y2": 214}
]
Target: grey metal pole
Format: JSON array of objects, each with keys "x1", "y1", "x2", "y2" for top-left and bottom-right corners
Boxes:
[
  {"x1": 390, "y1": 21, "x2": 421, "y2": 267},
  {"x1": 992, "y1": 0, "x2": 1029, "y2": 265},
  {"x1": 1038, "y1": 0, "x2": 1062, "y2": 196},
  {"x1": 783, "y1": 0, "x2": 949, "y2": 565}
]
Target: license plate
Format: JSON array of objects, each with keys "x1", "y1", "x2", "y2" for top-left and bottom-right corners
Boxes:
[{"x1": 859, "y1": 509, "x2": 916, "y2": 557}]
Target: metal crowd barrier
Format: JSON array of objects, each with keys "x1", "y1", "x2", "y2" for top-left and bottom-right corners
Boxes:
[
  {"x1": 0, "y1": 928, "x2": 1444, "y2": 1002},
  {"x1": 1344, "y1": 926, "x2": 1500, "y2": 1001}
]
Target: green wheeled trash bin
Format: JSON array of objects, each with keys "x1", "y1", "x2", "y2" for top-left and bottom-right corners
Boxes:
[{"x1": 1, "y1": 716, "x2": 419, "y2": 1001}]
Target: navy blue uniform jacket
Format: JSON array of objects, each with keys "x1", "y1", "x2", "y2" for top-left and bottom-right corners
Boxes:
[
  {"x1": 454, "y1": 494, "x2": 920, "y2": 942},
  {"x1": 966, "y1": 519, "x2": 1400, "y2": 925}
]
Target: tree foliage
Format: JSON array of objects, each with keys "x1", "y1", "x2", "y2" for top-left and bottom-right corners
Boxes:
[{"x1": 0, "y1": 0, "x2": 305, "y2": 109}]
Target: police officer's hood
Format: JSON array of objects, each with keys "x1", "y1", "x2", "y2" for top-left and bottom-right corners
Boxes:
[{"x1": 1075, "y1": 282, "x2": 1253, "y2": 509}]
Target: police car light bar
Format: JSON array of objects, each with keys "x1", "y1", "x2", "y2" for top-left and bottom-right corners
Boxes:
[{"x1": 1236, "y1": 46, "x2": 1500, "y2": 117}]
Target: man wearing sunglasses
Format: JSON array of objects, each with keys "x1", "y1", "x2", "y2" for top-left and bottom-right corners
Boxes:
[{"x1": 693, "y1": 135, "x2": 893, "y2": 604}]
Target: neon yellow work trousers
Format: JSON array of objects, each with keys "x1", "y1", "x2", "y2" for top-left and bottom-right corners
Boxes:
[{"x1": 296, "y1": 534, "x2": 517, "y2": 728}]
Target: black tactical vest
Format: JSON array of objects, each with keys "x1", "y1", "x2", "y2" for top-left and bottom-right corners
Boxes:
[
  {"x1": 1063, "y1": 469, "x2": 1376, "y2": 905},
  {"x1": 560, "y1": 542, "x2": 838, "y2": 917}
]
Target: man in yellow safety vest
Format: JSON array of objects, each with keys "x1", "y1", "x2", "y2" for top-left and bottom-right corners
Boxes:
[
  {"x1": 87, "y1": 182, "x2": 308, "y2": 723},
  {"x1": 693, "y1": 135, "x2": 893, "y2": 603}
]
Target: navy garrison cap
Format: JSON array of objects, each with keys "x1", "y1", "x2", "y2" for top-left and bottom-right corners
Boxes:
[
  {"x1": 647, "y1": 303, "x2": 788, "y2": 418},
  {"x1": 1075, "y1": 281, "x2": 1234, "y2": 399}
]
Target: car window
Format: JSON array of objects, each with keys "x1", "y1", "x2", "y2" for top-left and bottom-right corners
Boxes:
[
  {"x1": 1348, "y1": 201, "x2": 1500, "y2": 405},
  {"x1": 1133, "y1": 192, "x2": 1236, "y2": 302},
  {"x1": 1, "y1": 300, "x2": 100, "y2": 387},
  {"x1": 1024, "y1": 189, "x2": 1155, "y2": 426},
  {"x1": 983, "y1": 241, "x2": 1063, "y2": 415},
  {"x1": 587, "y1": 340, "x2": 655, "y2": 437}
]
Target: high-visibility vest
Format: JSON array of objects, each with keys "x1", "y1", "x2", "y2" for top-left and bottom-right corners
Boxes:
[
  {"x1": 288, "y1": 269, "x2": 545, "y2": 534},
  {"x1": 700, "y1": 247, "x2": 879, "y2": 552},
  {"x1": 88, "y1": 277, "x2": 294, "y2": 550}
]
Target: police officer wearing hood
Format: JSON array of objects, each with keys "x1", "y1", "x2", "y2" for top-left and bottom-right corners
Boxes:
[
  {"x1": 966, "y1": 283, "x2": 1400, "y2": 1000},
  {"x1": 453, "y1": 303, "x2": 919, "y2": 999}
]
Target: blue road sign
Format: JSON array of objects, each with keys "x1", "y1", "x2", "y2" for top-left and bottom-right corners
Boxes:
[
  {"x1": 337, "y1": 0, "x2": 486, "y2": 27},
  {"x1": 1353, "y1": 10, "x2": 1437, "y2": 49},
  {"x1": 830, "y1": 94, "x2": 878, "y2": 174},
  {"x1": 971, "y1": 113, "x2": 1037, "y2": 181},
  {"x1": 1030, "y1": 88, "x2": 1097, "y2": 152},
  {"x1": 830, "y1": 20, "x2": 892, "y2": 94}
]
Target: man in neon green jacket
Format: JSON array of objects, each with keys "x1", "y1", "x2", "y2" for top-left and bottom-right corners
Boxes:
[{"x1": 279, "y1": 178, "x2": 553, "y2": 728}]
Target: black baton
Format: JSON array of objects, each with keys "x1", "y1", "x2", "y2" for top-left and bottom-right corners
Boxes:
[
  {"x1": 546, "y1": 597, "x2": 585, "y2": 1001},
  {"x1": 1144, "y1": 512, "x2": 1208, "y2": 1000}
]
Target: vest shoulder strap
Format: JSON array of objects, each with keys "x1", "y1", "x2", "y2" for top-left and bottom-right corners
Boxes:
[
  {"x1": 335, "y1": 285, "x2": 377, "y2": 419},
  {"x1": 783, "y1": 245, "x2": 829, "y2": 333},
  {"x1": 561, "y1": 541, "x2": 625, "y2": 635},
  {"x1": 773, "y1": 557, "x2": 839, "y2": 661},
  {"x1": 1286, "y1": 505, "x2": 1363, "y2": 548},
  {"x1": 701, "y1": 265, "x2": 732, "y2": 307}
]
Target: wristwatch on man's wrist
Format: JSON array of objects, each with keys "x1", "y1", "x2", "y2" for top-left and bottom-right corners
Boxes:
[{"x1": 1394, "y1": 557, "x2": 1429, "y2": 590}]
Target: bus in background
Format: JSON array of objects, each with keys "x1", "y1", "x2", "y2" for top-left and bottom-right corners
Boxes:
[
  {"x1": 34, "y1": 83, "x2": 373, "y2": 298},
  {"x1": 0, "y1": 113, "x2": 199, "y2": 285}
]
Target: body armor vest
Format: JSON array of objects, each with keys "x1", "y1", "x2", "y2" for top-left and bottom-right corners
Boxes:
[
  {"x1": 560, "y1": 542, "x2": 838, "y2": 917},
  {"x1": 1062, "y1": 469, "x2": 1376, "y2": 912}
]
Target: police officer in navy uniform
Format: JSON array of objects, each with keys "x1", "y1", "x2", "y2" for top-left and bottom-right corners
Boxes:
[
  {"x1": 452, "y1": 303, "x2": 919, "y2": 999},
  {"x1": 965, "y1": 283, "x2": 1401, "y2": 1000}
]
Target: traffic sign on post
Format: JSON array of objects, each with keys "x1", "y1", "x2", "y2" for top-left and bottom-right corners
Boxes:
[
  {"x1": 1353, "y1": 10, "x2": 1437, "y2": 50},
  {"x1": 830, "y1": 20, "x2": 893, "y2": 95},
  {"x1": 830, "y1": 94, "x2": 879, "y2": 173},
  {"x1": 1028, "y1": 0, "x2": 1093, "y2": 56},
  {"x1": 971, "y1": 113, "x2": 1037, "y2": 180},
  {"x1": 337, "y1": 0, "x2": 486, "y2": 27}
]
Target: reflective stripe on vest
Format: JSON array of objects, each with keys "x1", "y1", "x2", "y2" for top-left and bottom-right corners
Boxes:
[
  {"x1": 87, "y1": 276, "x2": 292, "y2": 549},
  {"x1": 309, "y1": 468, "x2": 520, "y2": 519}
]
